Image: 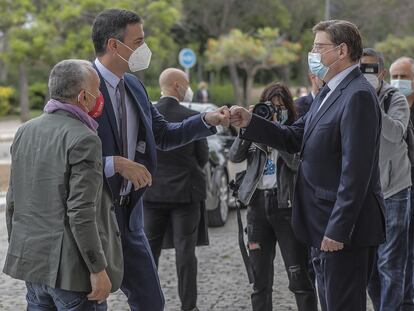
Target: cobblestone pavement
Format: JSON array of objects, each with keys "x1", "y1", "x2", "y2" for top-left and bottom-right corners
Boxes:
[{"x1": 0, "y1": 208, "x2": 374, "y2": 310}]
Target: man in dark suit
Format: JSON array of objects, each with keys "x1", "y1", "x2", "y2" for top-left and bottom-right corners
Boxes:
[
  {"x1": 91, "y1": 9, "x2": 230, "y2": 311},
  {"x1": 143, "y1": 68, "x2": 209, "y2": 311},
  {"x1": 295, "y1": 72, "x2": 323, "y2": 118},
  {"x1": 229, "y1": 20, "x2": 385, "y2": 311}
]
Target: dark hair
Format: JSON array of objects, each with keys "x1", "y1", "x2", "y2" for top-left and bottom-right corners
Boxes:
[
  {"x1": 362, "y1": 48, "x2": 385, "y2": 72},
  {"x1": 260, "y1": 82, "x2": 297, "y2": 124},
  {"x1": 92, "y1": 9, "x2": 142, "y2": 56},
  {"x1": 313, "y1": 20, "x2": 363, "y2": 62}
]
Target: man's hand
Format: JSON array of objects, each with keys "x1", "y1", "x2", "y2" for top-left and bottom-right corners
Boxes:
[
  {"x1": 320, "y1": 236, "x2": 344, "y2": 252},
  {"x1": 87, "y1": 269, "x2": 112, "y2": 303},
  {"x1": 204, "y1": 106, "x2": 230, "y2": 127},
  {"x1": 229, "y1": 106, "x2": 252, "y2": 128},
  {"x1": 114, "y1": 156, "x2": 152, "y2": 190}
]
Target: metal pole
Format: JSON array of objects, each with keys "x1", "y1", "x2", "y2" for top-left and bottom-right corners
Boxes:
[
  {"x1": 185, "y1": 67, "x2": 190, "y2": 79},
  {"x1": 325, "y1": 0, "x2": 331, "y2": 20}
]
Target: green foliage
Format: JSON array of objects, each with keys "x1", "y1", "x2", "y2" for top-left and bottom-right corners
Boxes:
[
  {"x1": 0, "y1": 86, "x2": 14, "y2": 116},
  {"x1": 375, "y1": 35, "x2": 414, "y2": 67},
  {"x1": 29, "y1": 82, "x2": 48, "y2": 110},
  {"x1": 206, "y1": 28, "x2": 301, "y2": 72},
  {"x1": 145, "y1": 85, "x2": 161, "y2": 103},
  {"x1": 207, "y1": 83, "x2": 234, "y2": 106}
]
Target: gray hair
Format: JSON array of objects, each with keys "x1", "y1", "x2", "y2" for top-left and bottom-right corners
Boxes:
[
  {"x1": 48, "y1": 59, "x2": 95, "y2": 102},
  {"x1": 362, "y1": 48, "x2": 385, "y2": 72},
  {"x1": 393, "y1": 56, "x2": 414, "y2": 75}
]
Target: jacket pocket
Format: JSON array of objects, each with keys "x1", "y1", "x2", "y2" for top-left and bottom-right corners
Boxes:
[{"x1": 315, "y1": 187, "x2": 337, "y2": 202}]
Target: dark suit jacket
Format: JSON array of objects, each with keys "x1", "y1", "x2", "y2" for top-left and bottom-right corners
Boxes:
[
  {"x1": 144, "y1": 97, "x2": 209, "y2": 203},
  {"x1": 195, "y1": 89, "x2": 211, "y2": 103},
  {"x1": 93, "y1": 66, "x2": 216, "y2": 231},
  {"x1": 241, "y1": 67, "x2": 386, "y2": 248},
  {"x1": 294, "y1": 92, "x2": 314, "y2": 118}
]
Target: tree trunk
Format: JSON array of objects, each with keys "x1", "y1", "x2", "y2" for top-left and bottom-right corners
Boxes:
[
  {"x1": 19, "y1": 63, "x2": 30, "y2": 122},
  {"x1": 229, "y1": 63, "x2": 242, "y2": 105},
  {"x1": 244, "y1": 71, "x2": 255, "y2": 108}
]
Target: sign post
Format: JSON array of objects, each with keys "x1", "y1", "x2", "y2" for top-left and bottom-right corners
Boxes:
[{"x1": 178, "y1": 48, "x2": 197, "y2": 78}]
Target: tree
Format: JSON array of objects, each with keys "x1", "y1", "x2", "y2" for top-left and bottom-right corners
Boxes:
[
  {"x1": 206, "y1": 28, "x2": 300, "y2": 106},
  {"x1": 375, "y1": 36, "x2": 414, "y2": 68},
  {"x1": 0, "y1": 0, "x2": 182, "y2": 120}
]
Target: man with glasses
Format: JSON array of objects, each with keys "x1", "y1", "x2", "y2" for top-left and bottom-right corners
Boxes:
[{"x1": 229, "y1": 20, "x2": 385, "y2": 311}]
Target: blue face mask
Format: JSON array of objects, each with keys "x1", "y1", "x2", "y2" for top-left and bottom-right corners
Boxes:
[
  {"x1": 308, "y1": 46, "x2": 340, "y2": 80},
  {"x1": 390, "y1": 79, "x2": 413, "y2": 96}
]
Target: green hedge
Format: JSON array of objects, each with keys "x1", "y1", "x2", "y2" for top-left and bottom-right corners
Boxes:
[
  {"x1": 29, "y1": 82, "x2": 48, "y2": 110},
  {"x1": 0, "y1": 86, "x2": 14, "y2": 116}
]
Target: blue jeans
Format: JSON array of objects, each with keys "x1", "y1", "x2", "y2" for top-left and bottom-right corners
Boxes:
[
  {"x1": 368, "y1": 187, "x2": 411, "y2": 311},
  {"x1": 402, "y1": 187, "x2": 414, "y2": 311},
  {"x1": 26, "y1": 282, "x2": 107, "y2": 311}
]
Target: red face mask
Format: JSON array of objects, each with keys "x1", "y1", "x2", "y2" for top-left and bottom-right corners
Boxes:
[{"x1": 85, "y1": 92, "x2": 104, "y2": 118}]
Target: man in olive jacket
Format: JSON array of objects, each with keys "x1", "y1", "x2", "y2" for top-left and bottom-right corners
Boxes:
[{"x1": 3, "y1": 59, "x2": 123, "y2": 310}]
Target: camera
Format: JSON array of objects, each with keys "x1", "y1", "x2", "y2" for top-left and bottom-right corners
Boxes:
[
  {"x1": 252, "y1": 101, "x2": 281, "y2": 121},
  {"x1": 360, "y1": 63, "x2": 379, "y2": 74}
]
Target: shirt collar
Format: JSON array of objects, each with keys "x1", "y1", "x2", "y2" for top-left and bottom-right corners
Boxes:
[
  {"x1": 161, "y1": 95, "x2": 180, "y2": 102},
  {"x1": 94, "y1": 58, "x2": 121, "y2": 89},
  {"x1": 327, "y1": 64, "x2": 359, "y2": 93}
]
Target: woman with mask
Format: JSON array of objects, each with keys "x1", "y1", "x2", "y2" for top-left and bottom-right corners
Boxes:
[{"x1": 229, "y1": 82, "x2": 317, "y2": 311}]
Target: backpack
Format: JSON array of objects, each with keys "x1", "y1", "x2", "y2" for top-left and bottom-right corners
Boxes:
[{"x1": 383, "y1": 90, "x2": 414, "y2": 166}]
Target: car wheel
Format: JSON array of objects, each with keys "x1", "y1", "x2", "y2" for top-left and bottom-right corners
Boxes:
[{"x1": 207, "y1": 169, "x2": 229, "y2": 227}]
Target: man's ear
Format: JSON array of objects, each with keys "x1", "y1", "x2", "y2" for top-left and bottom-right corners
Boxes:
[
  {"x1": 107, "y1": 38, "x2": 118, "y2": 53},
  {"x1": 339, "y1": 43, "x2": 349, "y2": 59},
  {"x1": 379, "y1": 68, "x2": 387, "y2": 81}
]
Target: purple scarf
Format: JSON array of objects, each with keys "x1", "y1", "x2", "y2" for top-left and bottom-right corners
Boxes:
[{"x1": 44, "y1": 99, "x2": 98, "y2": 132}]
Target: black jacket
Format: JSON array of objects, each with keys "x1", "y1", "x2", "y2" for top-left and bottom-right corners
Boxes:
[
  {"x1": 294, "y1": 92, "x2": 314, "y2": 118},
  {"x1": 229, "y1": 136, "x2": 299, "y2": 208},
  {"x1": 144, "y1": 97, "x2": 209, "y2": 203}
]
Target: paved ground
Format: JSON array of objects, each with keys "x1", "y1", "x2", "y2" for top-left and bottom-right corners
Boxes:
[
  {"x1": 0, "y1": 119, "x2": 374, "y2": 310},
  {"x1": 0, "y1": 208, "x2": 375, "y2": 311}
]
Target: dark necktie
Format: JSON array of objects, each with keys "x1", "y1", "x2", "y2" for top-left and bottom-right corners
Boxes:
[
  {"x1": 117, "y1": 79, "x2": 128, "y2": 159},
  {"x1": 117, "y1": 79, "x2": 129, "y2": 190},
  {"x1": 314, "y1": 84, "x2": 331, "y2": 112}
]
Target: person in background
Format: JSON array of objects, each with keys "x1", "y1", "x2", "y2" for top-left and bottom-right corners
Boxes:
[
  {"x1": 295, "y1": 72, "x2": 323, "y2": 118},
  {"x1": 144, "y1": 68, "x2": 209, "y2": 311},
  {"x1": 195, "y1": 81, "x2": 211, "y2": 103},
  {"x1": 3, "y1": 59, "x2": 123, "y2": 310},
  {"x1": 389, "y1": 56, "x2": 414, "y2": 310},
  {"x1": 361, "y1": 48, "x2": 411, "y2": 311},
  {"x1": 229, "y1": 82, "x2": 318, "y2": 311}
]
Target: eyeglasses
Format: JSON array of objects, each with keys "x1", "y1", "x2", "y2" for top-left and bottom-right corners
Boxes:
[{"x1": 312, "y1": 43, "x2": 336, "y2": 52}]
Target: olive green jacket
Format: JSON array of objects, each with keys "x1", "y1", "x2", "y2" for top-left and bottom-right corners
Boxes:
[{"x1": 3, "y1": 110, "x2": 123, "y2": 292}]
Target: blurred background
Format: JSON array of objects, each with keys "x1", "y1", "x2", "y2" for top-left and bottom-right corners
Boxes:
[{"x1": 0, "y1": 0, "x2": 413, "y2": 122}]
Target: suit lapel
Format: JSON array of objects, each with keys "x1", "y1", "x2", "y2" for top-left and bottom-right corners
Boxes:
[
  {"x1": 302, "y1": 67, "x2": 361, "y2": 146},
  {"x1": 93, "y1": 63, "x2": 122, "y2": 153}
]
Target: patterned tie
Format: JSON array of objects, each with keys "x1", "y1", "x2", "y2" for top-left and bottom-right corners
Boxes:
[{"x1": 117, "y1": 79, "x2": 129, "y2": 190}]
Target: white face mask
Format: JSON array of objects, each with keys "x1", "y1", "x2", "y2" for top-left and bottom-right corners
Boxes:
[
  {"x1": 183, "y1": 87, "x2": 194, "y2": 102},
  {"x1": 117, "y1": 40, "x2": 152, "y2": 72},
  {"x1": 364, "y1": 74, "x2": 380, "y2": 90}
]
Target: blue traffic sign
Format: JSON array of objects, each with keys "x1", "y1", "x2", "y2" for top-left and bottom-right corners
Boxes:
[{"x1": 179, "y1": 48, "x2": 197, "y2": 69}]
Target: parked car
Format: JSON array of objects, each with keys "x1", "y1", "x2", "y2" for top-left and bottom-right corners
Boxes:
[{"x1": 180, "y1": 102, "x2": 246, "y2": 227}]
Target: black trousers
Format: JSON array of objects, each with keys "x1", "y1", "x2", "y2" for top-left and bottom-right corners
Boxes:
[
  {"x1": 247, "y1": 189, "x2": 318, "y2": 311},
  {"x1": 144, "y1": 202, "x2": 200, "y2": 311},
  {"x1": 311, "y1": 246, "x2": 377, "y2": 311}
]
